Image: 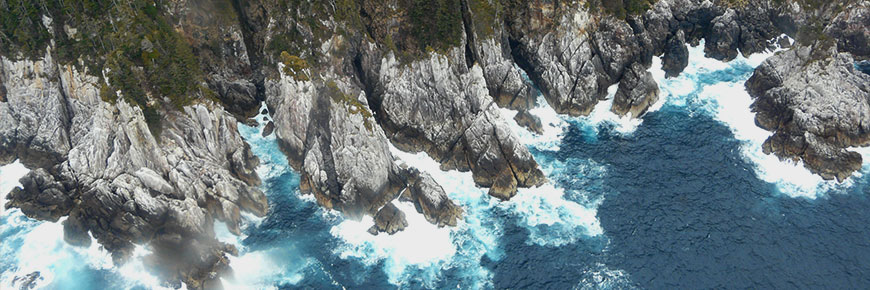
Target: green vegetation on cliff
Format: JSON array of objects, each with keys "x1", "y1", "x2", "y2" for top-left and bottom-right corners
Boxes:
[
  {"x1": 0, "y1": 0, "x2": 206, "y2": 137},
  {"x1": 585, "y1": 0, "x2": 657, "y2": 19},
  {"x1": 409, "y1": 0, "x2": 463, "y2": 53},
  {"x1": 467, "y1": 0, "x2": 502, "y2": 38}
]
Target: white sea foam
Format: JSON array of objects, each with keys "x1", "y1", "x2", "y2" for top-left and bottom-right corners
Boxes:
[
  {"x1": 221, "y1": 247, "x2": 311, "y2": 289},
  {"x1": 508, "y1": 182, "x2": 603, "y2": 247},
  {"x1": 0, "y1": 160, "x2": 28, "y2": 215},
  {"x1": 1, "y1": 164, "x2": 166, "y2": 289},
  {"x1": 569, "y1": 85, "x2": 644, "y2": 135},
  {"x1": 658, "y1": 42, "x2": 870, "y2": 198},
  {"x1": 239, "y1": 102, "x2": 289, "y2": 180},
  {"x1": 0, "y1": 213, "x2": 168, "y2": 289},
  {"x1": 330, "y1": 141, "x2": 608, "y2": 287},
  {"x1": 499, "y1": 96, "x2": 569, "y2": 152},
  {"x1": 330, "y1": 200, "x2": 456, "y2": 286},
  {"x1": 328, "y1": 146, "x2": 495, "y2": 288}
]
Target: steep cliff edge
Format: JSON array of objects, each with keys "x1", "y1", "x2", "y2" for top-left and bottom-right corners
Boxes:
[
  {"x1": 0, "y1": 53, "x2": 267, "y2": 288},
  {"x1": 746, "y1": 2, "x2": 870, "y2": 181},
  {"x1": 1, "y1": 0, "x2": 868, "y2": 288}
]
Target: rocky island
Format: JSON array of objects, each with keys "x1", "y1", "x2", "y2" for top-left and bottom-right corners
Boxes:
[{"x1": 1, "y1": 0, "x2": 867, "y2": 288}]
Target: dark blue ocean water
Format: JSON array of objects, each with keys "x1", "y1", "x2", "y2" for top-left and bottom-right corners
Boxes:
[{"x1": 3, "y1": 45, "x2": 870, "y2": 289}]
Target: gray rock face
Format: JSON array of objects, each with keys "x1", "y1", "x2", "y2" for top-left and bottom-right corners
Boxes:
[
  {"x1": 263, "y1": 31, "x2": 463, "y2": 230},
  {"x1": 400, "y1": 170, "x2": 463, "y2": 227},
  {"x1": 2, "y1": 0, "x2": 868, "y2": 288},
  {"x1": 0, "y1": 54, "x2": 266, "y2": 289},
  {"x1": 747, "y1": 45, "x2": 870, "y2": 181},
  {"x1": 824, "y1": 3, "x2": 870, "y2": 58},
  {"x1": 662, "y1": 30, "x2": 690, "y2": 78},
  {"x1": 361, "y1": 46, "x2": 546, "y2": 200},
  {"x1": 368, "y1": 202, "x2": 407, "y2": 235},
  {"x1": 612, "y1": 62, "x2": 660, "y2": 117},
  {"x1": 266, "y1": 70, "x2": 399, "y2": 218},
  {"x1": 507, "y1": 6, "x2": 609, "y2": 116}
]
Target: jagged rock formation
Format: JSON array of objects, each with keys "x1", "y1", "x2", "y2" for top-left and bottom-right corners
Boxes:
[
  {"x1": 745, "y1": 2, "x2": 870, "y2": 181},
  {"x1": 748, "y1": 48, "x2": 870, "y2": 181},
  {"x1": 0, "y1": 54, "x2": 266, "y2": 288},
  {"x1": 257, "y1": 9, "x2": 464, "y2": 230},
  {"x1": 2, "y1": 0, "x2": 868, "y2": 288},
  {"x1": 358, "y1": 47, "x2": 546, "y2": 200},
  {"x1": 368, "y1": 202, "x2": 408, "y2": 235}
]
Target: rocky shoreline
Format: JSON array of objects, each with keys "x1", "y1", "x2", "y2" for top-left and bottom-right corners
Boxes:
[{"x1": 1, "y1": 0, "x2": 868, "y2": 288}]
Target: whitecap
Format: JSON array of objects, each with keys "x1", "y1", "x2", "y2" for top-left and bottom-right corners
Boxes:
[
  {"x1": 498, "y1": 96, "x2": 569, "y2": 152},
  {"x1": 577, "y1": 263, "x2": 634, "y2": 290},
  {"x1": 659, "y1": 42, "x2": 870, "y2": 198},
  {"x1": 0, "y1": 213, "x2": 169, "y2": 289},
  {"x1": 0, "y1": 160, "x2": 28, "y2": 215},
  {"x1": 569, "y1": 84, "x2": 644, "y2": 136},
  {"x1": 221, "y1": 247, "x2": 311, "y2": 289},
  {"x1": 332, "y1": 142, "x2": 608, "y2": 287}
]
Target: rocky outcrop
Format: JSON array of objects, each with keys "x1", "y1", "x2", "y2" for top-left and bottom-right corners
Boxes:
[
  {"x1": 498, "y1": 0, "x2": 803, "y2": 118},
  {"x1": 506, "y1": 3, "x2": 609, "y2": 117},
  {"x1": 824, "y1": 2, "x2": 870, "y2": 58},
  {"x1": 368, "y1": 202, "x2": 408, "y2": 235},
  {"x1": 612, "y1": 62, "x2": 660, "y2": 117},
  {"x1": 3, "y1": 0, "x2": 868, "y2": 288},
  {"x1": 747, "y1": 45, "x2": 870, "y2": 181},
  {"x1": 261, "y1": 121, "x2": 275, "y2": 137},
  {"x1": 662, "y1": 30, "x2": 690, "y2": 78},
  {"x1": 400, "y1": 169, "x2": 463, "y2": 227},
  {"x1": 358, "y1": 46, "x2": 545, "y2": 200},
  {"x1": 514, "y1": 110, "x2": 545, "y2": 135},
  {"x1": 0, "y1": 54, "x2": 266, "y2": 289},
  {"x1": 262, "y1": 22, "x2": 464, "y2": 232}
]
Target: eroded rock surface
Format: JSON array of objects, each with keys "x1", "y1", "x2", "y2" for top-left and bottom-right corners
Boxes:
[
  {"x1": 0, "y1": 54, "x2": 266, "y2": 288},
  {"x1": 3, "y1": 0, "x2": 869, "y2": 289},
  {"x1": 747, "y1": 46, "x2": 870, "y2": 181}
]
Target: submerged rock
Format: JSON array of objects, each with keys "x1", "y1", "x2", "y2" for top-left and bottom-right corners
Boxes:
[
  {"x1": 11, "y1": 271, "x2": 42, "y2": 290},
  {"x1": 515, "y1": 110, "x2": 545, "y2": 135}
]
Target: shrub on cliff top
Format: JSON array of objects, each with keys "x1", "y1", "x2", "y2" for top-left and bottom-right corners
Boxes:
[{"x1": 0, "y1": 0, "x2": 207, "y2": 138}]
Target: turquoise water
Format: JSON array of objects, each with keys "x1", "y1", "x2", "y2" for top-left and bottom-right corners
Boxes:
[{"x1": 3, "y1": 44, "x2": 870, "y2": 289}]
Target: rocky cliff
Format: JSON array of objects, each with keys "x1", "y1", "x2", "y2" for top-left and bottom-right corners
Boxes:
[
  {"x1": 747, "y1": 2, "x2": 870, "y2": 181},
  {"x1": 0, "y1": 52, "x2": 266, "y2": 288},
  {"x1": 1, "y1": 0, "x2": 867, "y2": 288}
]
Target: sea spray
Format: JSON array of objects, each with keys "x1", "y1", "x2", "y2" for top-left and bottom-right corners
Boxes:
[{"x1": 654, "y1": 42, "x2": 870, "y2": 198}]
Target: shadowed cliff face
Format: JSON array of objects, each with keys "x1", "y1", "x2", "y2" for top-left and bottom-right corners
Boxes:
[{"x1": 1, "y1": 0, "x2": 868, "y2": 288}]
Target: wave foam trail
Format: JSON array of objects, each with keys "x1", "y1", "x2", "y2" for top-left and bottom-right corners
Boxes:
[
  {"x1": 217, "y1": 219, "x2": 310, "y2": 290},
  {"x1": 658, "y1": 42, "x2": 869, "y2": 198},
  {"x1": 337, "y1": 142, "x2": 606, "y2": 287},
  {"x1": 330, "y1": 201, "x2": 456, "y2": 284},
  {"x1": 499, "y1": 96, "x2": 569, "y2": 151},
  {"x1": 0, "y1": 214, "x2": 168, "y2": 289},
  {"x1": 1, "y1": 160, "x2": 28, "y2": 215},
  {"x1": 1, "y1": 162, "x2": 168, "y2": 289},
  {"x1": 571, "y1": 85, "x2": 644, "y2": 136},
  {"x1": 327, "y1": 146, "x2": 498, "y2": 288}
]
